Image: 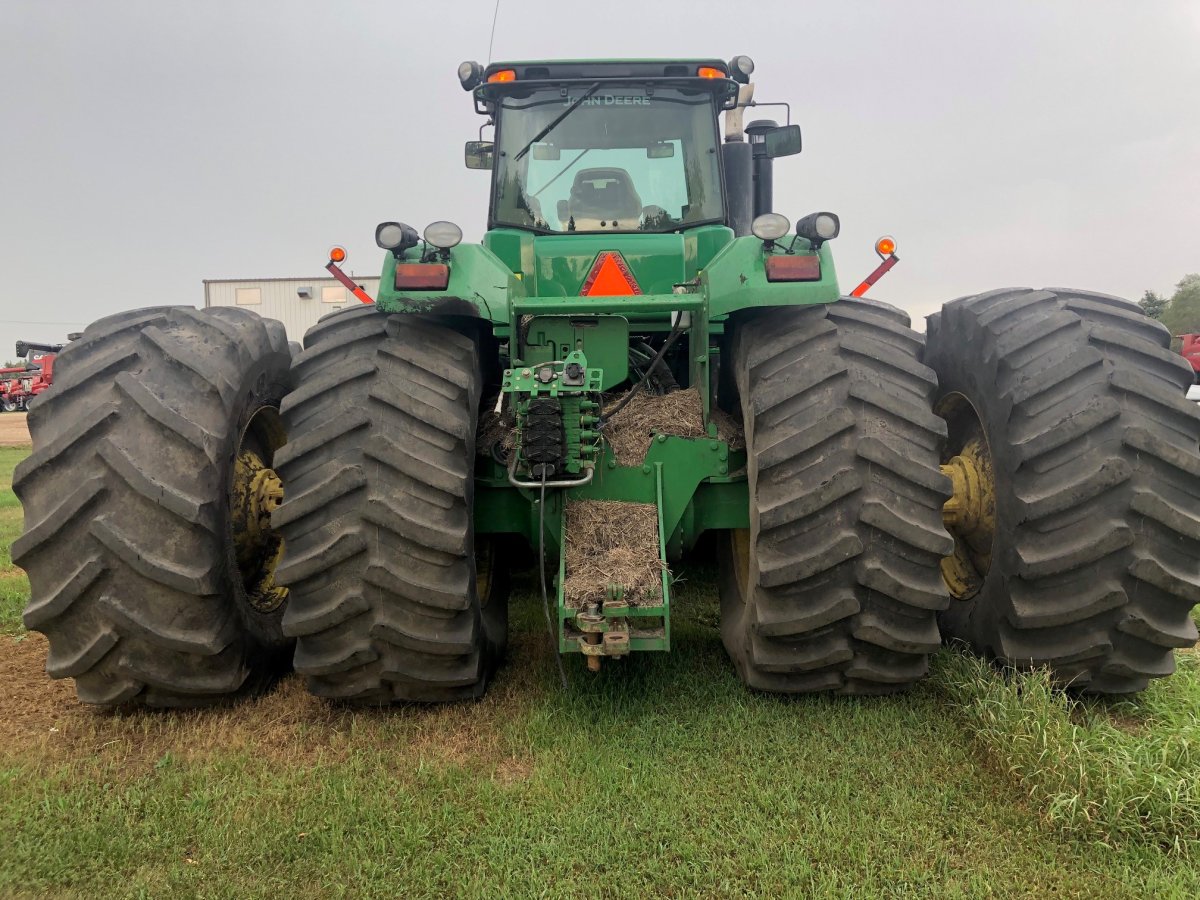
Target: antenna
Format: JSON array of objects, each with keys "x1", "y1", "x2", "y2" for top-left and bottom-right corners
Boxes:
[{"x1": 487, "y1": 0, "x2": 501, "y2": 64}]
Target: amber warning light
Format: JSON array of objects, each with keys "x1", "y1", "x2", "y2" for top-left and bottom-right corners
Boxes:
[
  {"x1": 851, "y1": 235, "x2": 900, "y2": 299},
  {"x1": 324, "y1": 246, "x2": 375, "y2": 304}
]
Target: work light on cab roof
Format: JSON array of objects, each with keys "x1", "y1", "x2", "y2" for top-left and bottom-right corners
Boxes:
[
  {"x1": 458, "y1": 60, "x2": 484, "y2": 91},
  {"x1": 727, "y1": 54, "x2": 755, "y2": 82}
]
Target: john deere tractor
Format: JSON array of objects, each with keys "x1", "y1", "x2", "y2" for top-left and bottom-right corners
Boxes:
[{"x1": 14, "y1": 57, "x2": 1200, "y2": 706}]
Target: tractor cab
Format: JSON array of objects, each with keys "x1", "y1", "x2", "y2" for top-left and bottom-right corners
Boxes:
[
  {"x1": 445, "y1": 58, "x2": 807, "y2": 299},
  {"x1": 460, "y1": 58, "x2": 800, "y2": 239},
  {"x1": 471, "y1": 70, "x2": 729, "y2": 235}
]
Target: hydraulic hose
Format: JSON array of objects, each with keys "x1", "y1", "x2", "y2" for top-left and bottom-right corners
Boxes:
[
  {"x1": 539, "y1": 471, "x2": 569, "y2": 690},
  {"x1": 599, "y1": 319, "x2": 685, "y2": 425}
]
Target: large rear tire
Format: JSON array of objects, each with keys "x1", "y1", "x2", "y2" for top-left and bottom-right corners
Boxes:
[
  {"x1": 273, "y1": 306, "x2": 506, "y2": 703},
  {"x1": 720, "y1": 299, "x2": 954, "y2": 694},
  {"x1": 926, "y1": 288, "x2": 1200, "y2": 693},
  {"x1": 13, "y1": 307, "x2": 293, "y2": 707}
]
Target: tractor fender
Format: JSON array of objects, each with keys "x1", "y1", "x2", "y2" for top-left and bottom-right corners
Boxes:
[{"x1": 375, "y1": 243, "x2": 520, "y2": 325}]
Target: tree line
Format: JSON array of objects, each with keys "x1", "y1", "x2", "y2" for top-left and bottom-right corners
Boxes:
[{"x1": 1139, "y1": 274, "x2": 1200, "y2": 338}]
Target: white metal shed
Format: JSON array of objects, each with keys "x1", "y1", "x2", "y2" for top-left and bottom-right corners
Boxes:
[{"x1": 202, "y1": 276, "x2": 381, "y2": 341}]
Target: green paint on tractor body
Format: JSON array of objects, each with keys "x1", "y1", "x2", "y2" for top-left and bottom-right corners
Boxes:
[{"x1": 374, "y1": 58, "x2": 840, "y2": 665}]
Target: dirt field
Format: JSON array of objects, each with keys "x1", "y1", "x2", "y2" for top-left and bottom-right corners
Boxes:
[
  {"x1": 0, "y1": 413, "x2": 30, "y2": 447},
  {"x1": 0, "y1": 630, "x2": 514, "y2": 774}
]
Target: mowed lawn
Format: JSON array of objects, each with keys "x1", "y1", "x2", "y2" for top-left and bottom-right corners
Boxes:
[{"x1": 0, "y1": 443, "x2": 1198, "y2": 898}]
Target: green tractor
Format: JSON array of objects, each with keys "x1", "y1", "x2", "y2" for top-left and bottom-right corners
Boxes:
[{"x1": 14, "y1": 56, "x2": 1200, "y2": 706}]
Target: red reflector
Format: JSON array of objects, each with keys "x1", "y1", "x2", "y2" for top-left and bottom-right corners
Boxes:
[
  {"x1": 395, "y1": 263, "x2": 449, "y2": 290},
  {"x1": 765, "y1": 255, "x2": 821, "y2": 282},
  {"x1": 580, "y1": 251, "x2": 642, "y2": 296}
]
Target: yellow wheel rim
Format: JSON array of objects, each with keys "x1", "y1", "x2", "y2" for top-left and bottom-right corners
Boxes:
[
  {"x1": 230, "y1": 407, "x2": 288, "y2": 613},
  {"x1": 937, "y1": 393, "x2": 996, "y2": 601}
]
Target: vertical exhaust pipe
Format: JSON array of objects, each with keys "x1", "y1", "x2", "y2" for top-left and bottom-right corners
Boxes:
[
  {"x1": 722, "y1": 82, "x2": 755, "y2": 236},
  {"x1": 746, "y1": 119, "x2": 779, "y2": 218}
]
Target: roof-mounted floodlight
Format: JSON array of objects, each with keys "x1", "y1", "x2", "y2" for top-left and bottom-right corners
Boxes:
[
  {"x1": 728, "y1": 55, "x2": 755, "y2": 84},
  {"x1": 458, "y1": 60, "x2": 483, "y2": 91}
]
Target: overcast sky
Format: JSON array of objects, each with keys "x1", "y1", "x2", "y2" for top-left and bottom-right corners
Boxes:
[{"x1": 2, "y1": 0, "x2": 1198, "y2": 358}]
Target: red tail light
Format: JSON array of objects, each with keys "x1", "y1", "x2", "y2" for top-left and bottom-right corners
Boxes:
[
  {"x1": 395, "y1": 263, "x2": 450, "y2": 290},
  {"x1": 765, "y1": 255, "x2": 821, "y2": 282}
]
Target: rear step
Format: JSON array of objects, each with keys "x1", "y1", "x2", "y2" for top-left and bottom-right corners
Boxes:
[{"x1": 558, "y1": 477, "x2": 672, "y2": 670}]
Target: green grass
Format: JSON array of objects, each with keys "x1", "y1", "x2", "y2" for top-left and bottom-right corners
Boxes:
[
  {"x1": 936, "y1": 644, "x2": 1200, "y2": 854},
  {"x1": 0, "y1": 443, "x2": 1198, "y2": 897},
  {"x1": 0, "y1": 447, "x2": 29, "y2": 634}
]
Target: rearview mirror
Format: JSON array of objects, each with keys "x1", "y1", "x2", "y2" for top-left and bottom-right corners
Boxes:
[
  {"x1": 531, "y1": 143, "x2": 561, "y2": 161},
  {"x1": 763, "y1": 125, "x2": 802, "y2": 159},
  {"x1": 464, "y1": 140, "x2": 494, "y2": 170},
  {"x1": 646, "y1": 142, "x2": 675, "y2": 159}
]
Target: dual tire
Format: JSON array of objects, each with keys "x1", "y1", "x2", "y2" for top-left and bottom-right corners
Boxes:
[
  {"x1": 721, "y1": 290, "x2": 1200, "y2": 694},
  {"x1": 14, "y1": 304, "x2": 503, "y2": 707}
]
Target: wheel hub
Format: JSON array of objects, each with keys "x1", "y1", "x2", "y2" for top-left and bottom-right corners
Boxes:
[
  {"x1": 231, "y1": 448, "x2": 288, "y2": 613},
  {"x1": 939, "y1": 435, "x2": 995, "y2": 600}
]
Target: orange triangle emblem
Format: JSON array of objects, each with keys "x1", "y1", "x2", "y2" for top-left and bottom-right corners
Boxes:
[{"x1": 580, "y1": 251, "x2": 642, "y2": 296}]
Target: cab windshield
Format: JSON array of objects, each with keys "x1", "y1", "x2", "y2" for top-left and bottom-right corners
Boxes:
[{"x1": 492, "y1": 85, "x2": 723, "y2": 233}]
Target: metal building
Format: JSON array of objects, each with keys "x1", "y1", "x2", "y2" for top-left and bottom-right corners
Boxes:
[{"x1": 203, "y1": 276, "x2": 381, "y2": 341}]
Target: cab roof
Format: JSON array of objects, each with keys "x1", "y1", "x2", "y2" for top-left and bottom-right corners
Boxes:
[
  {"x1": 484, "y1": 59, "x2": 731, "y2": 81},
  {"x1": 474, "y1": 59, "x2": 739, "y2": 113}
]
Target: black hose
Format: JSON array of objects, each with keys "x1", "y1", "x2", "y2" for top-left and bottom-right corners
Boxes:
[
  {"x1": 600, "y1": 319, "x2": 685, "y2": 424},
  {"x1": 628, "y1": 343, "x2": 677, "y2": 395},
  {"x1": 539, "y1": 471, "x2": 569, "y2": 690}
]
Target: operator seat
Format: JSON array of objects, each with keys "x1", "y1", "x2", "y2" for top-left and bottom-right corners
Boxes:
[{"x1": 566, "y1": 168, "x2": 643, "y2": 230}]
